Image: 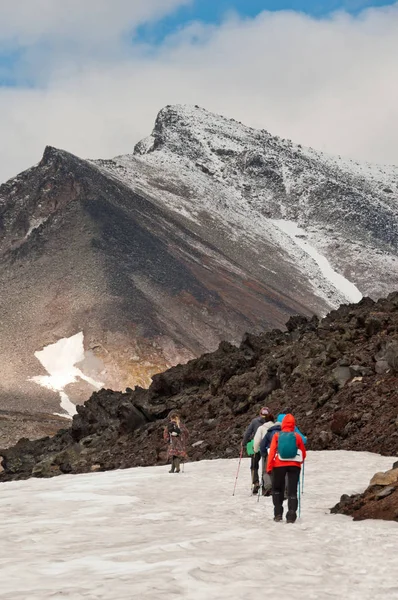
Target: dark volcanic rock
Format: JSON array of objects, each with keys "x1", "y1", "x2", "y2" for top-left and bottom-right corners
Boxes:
[
  {"x1": 1, "y1": 292, "x2": 398, "y2": 483},
  {"x1": 331, "y1": 464, "x2": 398, "y2": 522}
]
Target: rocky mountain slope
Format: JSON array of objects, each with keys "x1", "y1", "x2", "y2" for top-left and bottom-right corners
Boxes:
[
  {"x1": 1, "y1": 292, "x2": 397, "y2": 484},
  {"x1": 1, "y1": 105, "x2": 397, "y2": 422}
]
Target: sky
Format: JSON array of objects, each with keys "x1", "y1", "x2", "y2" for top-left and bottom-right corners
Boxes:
[{"x1": 0, "y1": 0, "x2": 397, "y2": 182}]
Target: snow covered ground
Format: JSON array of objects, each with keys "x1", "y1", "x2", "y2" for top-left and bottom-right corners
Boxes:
[{"x1": 1, "y1": 451, "x2": 398, "y2": 600}]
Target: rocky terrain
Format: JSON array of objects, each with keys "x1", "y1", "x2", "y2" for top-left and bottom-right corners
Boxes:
[
  {"x1": 1, "y1": 292, "x2": 397, "y2": 493},
  {"x1": 0, "y1": 410, "x2": 68, "y2": 450},
  {"x1": 1, "y1": 104, "x2": 397, "y2": 424},
  {"x1": 332, "y1": 461, "x2": 398, "y2": 522}
]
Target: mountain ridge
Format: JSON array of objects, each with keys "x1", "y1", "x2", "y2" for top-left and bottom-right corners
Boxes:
[{"x1": 0, "y1": 104, "x2": 397, "y2": 426}]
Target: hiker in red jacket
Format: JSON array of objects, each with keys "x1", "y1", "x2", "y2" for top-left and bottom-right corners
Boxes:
[{"x1": 267, "y1": 414, "x2": 306, "y2": 523}]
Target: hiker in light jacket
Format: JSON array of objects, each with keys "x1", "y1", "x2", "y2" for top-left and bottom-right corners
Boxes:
[
  {"x1": 267, "y1": 414, "x2": 306, "y2": 523},
  {"x1": 242, "y1": 407, "x2": 271, "y2": 494},
  {"x1": 163, "y1": 413, "x2": 188, "y2": 473},
  {"x1": 253, "y1": 413, "x2": 275, "y2": 496}
]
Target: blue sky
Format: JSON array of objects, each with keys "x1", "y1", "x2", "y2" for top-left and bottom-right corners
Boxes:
[
  {"x1": 0, "y1": 0, "x2": 395, "y2": 85},
  {"x1": 135, "y1": 0, "x2": 396, "y2": 42},
  {"x1": 0, "y1": 0, "x2": 397, "y2": 182}
]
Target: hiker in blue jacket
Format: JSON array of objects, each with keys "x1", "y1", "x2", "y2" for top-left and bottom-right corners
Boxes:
[
  {"x1": 276, "y1": 414, "x2": 307, "y2": 445},
  {"x1": 242, "y1": 407, "x2": 271, "y2": 494},
  {"x1": 260, "y1": 414, "x2": 307, "y2": 455}
]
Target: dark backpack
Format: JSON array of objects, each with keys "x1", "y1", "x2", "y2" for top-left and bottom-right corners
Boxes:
[
  {"x1": 168, "y1": 422, "x2": 181, "y2": 436},
  {"x1": 277, "y1": 432, "x2": 298, "y2": 459}
]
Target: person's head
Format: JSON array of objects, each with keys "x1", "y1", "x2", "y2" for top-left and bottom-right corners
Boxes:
[
  {"x1": 259, "y1": 406, "x2": 271, "y2": 420},
  {"x1": 281, "y1": 414, "x2": 296, "y2": 432},
  {"x1": 169, "y1": 412, "x2": 180, "y2": 424}
]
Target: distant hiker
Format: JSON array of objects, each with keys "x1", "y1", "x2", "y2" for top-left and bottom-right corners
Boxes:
[
  {"x1": 253, "y1": 412, "x2": 276, "y2": 496},
  {"x1": 266, "y1": 414, "x2": 306, "y2": 523},
  {"x1": 242, "y1": 407, "x2": 271, "y2": 494},
  {"x1": 163, "y1": 413, "x2": 188, "y2": 473}
]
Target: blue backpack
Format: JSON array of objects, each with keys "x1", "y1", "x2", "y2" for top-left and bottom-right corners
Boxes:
[{"x1": 277, "y1": 432, "x2": 298, "y2": 459}]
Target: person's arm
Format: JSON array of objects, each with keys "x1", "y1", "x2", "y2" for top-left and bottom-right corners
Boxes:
[
  {"x1": 260, "y1": 433, "x2": 268, "y2": 456},
  {"x1": 295, "y1": 426, "x2": 307, "y2": 445},
  {"x1": 266, "y1": 433, "x2": 278, "y2": 473},
  {"x1": 242, "y1": 420, "x2": 254, "y2": 445},
  {"x1": 297, "y1": 434, "x2": 306, "y2": 461},
  {"x1": 253, "y1": 426, "x2": 262, "y2": 453},
  {"x1": 163, "y1": 427, "x2": 170, "y2": 443}
]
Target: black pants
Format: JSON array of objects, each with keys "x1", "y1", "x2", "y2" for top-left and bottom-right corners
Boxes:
[
  {"x1": 250, "y1": 452, "x2": 261, "y2": 485},
  {"x1": 272, "y1": 466, "x2": 300, "y2": 521}
]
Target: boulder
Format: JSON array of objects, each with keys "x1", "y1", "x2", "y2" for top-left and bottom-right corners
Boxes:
[
  {"x1": 370, "y1": 468, "x2": 398, "y2": 487},
  {"x1": 375, "y1": 486, "x2": 396, "y2": 500},
  {"x1": 375, "y1": 360, "x2": 390, "y2": 374},
  {"x1": 32, "y1": 459, "x2": 60, "y2": 478},
  {"x1": 318, "y1": 430, "x2": 333, "y2": 448},
  {"x1": 332, "y1": 366, "x2": 352, "y2": 388},
  {"x1": 385, "y1": 341, "x2": 398, "y2": 372}
]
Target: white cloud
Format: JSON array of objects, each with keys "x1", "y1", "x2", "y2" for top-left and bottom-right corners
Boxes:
[
  {"x1": 0, "y1": 2, "x2": 398, "y2": 183},
  {"x1": 0, "y1": 0, "x2": 190, "y2": 45}
]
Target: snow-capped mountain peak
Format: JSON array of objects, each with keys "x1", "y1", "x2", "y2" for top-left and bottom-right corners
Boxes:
[{"x1": 0, "y1": 104, "x2": 397, "y2": 425}]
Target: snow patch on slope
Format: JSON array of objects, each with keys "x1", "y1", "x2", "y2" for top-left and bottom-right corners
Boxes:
[
  {"x1": 29, "y1": 332, "x2": 104, "y2": 418},
  {"x1": 25, "y1": 217, "x2": 48, "y2": 238},
  {"x1": 0, "y1": 452, "x2": 397, "y2": 599},
  {"x1": 272, "y1": 220, "x2": 363, "y2": 304}
]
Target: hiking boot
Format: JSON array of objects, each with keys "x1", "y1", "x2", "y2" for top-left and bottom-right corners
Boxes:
[
  {"x1": 274, "y1": 515, "x2": 283, "y2": 522},
  {"x1": 286, "y1": 512, "x2": 297, "y2": 523},
  {"x1": 262, "y1": 488, "x2": 272, "y2": 497},
  {"x1": 252, "y1": 484, "x2": 260, "y2": 495}
]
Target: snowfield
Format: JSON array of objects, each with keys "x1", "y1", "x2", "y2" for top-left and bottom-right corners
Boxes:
[
  {"x1": 29, "y1": 332, "x2": 104, "y2": 419},
  {"x1": 1, "y1": 451, "x2": 397, "y2": 599}
]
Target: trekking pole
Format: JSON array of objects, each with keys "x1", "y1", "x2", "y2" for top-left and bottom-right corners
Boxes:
[
  {"x1": 298, "y1": 472, "x2": 301, "y2": 519},
  {"x1": 233, "y1": 444, "x2": 244, "y2": 496},
  {"x1": 182, "y1": 460, "x2": 185, "y2": 474},
  {"x1": 257, "y1": 456, "x2": 265, "y2": 503},
  {"x1": 301, "y1": 462, "x2": 305, "y2": 495}
]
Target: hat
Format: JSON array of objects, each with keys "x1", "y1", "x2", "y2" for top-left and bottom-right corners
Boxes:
[{"x1": 260, "y1": 406, "x2": 270, "y2": 416}]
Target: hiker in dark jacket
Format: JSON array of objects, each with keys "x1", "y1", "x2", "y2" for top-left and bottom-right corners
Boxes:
[
  {"x1": 163, "y1": 413, "x2": 188, "y2": 473},
  {"x1": 260, "y1": 422, "x2": 281, "y2": 456},
  {"x1": 242, "y1": 407, "x2": 271, "y2": 494}
]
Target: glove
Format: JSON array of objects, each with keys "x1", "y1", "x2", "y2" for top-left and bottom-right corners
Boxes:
[{"x1": 171, "y1": 432, "x2": 178, "y2": 437}]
